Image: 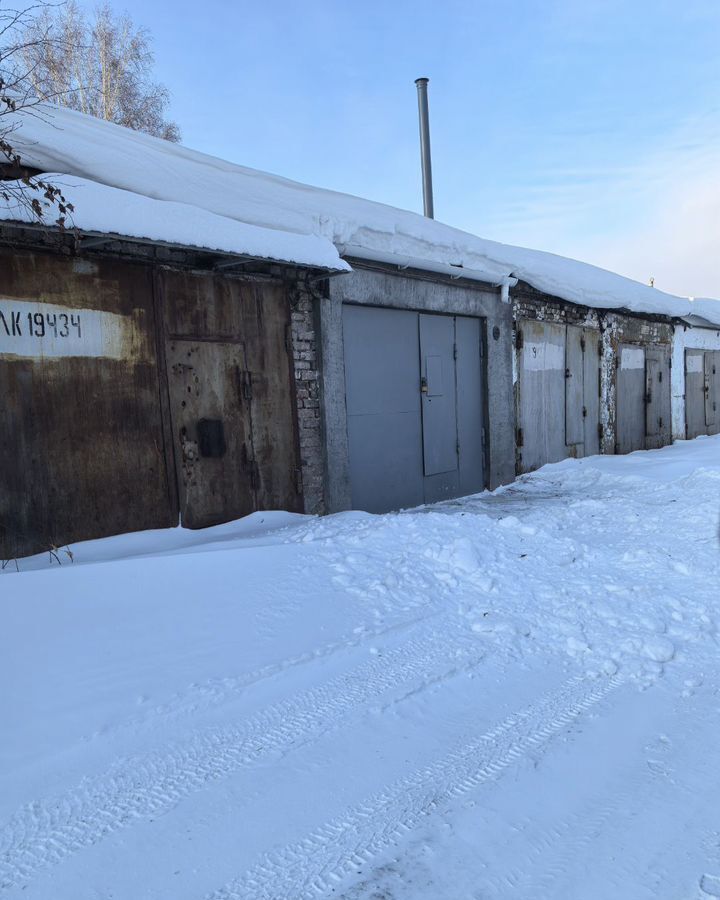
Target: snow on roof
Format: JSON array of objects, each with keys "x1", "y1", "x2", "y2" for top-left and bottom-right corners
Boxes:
[
  {"x1": 5, "y1": 101, "x2": 719, "y2": 325},
  {"x1": 0, "y1": 174, "x2": 348, "y2": 271},
  {"x1": 686, "y1": 298, "x2": 720, "y2": 328}
]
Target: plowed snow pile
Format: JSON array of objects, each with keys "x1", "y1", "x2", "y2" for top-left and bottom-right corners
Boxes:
[{"x1": 2, "y1": 437, "x2": 719, "y2": 900}]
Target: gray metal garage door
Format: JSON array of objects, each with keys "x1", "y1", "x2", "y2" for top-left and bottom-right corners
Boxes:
[
  {"x1": 645, "y1": 347, "x2": 672, "y2": 449},
  {"x1": 342, "y1": 305, "x2": 485, "y2": 513},
  {"x1": 517, "y1": 320, "x2": 600, "y2": 473},
  {"x1": 685, "y1": 349, "x2": 706, "y2": 439},
  {"x1": 517, "y1": 320, "x2": 566, "y2": 473},
  {"x1": 616, "y1": 344, "x2": 646, "y2": 454}
]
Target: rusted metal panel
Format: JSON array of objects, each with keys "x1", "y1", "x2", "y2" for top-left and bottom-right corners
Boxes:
[
  {"x1": 0, "y1": 248, "x2": 175, "y2": 559},
  {"x1": 159, "y1": 270, "x2": 302, "y2": 527},
  {"x1": 165, "y1": 339, "x2": 256, "y2": 528},
  {"x1": 235, "y1": 280, "x2": 303, "y2": 512}
]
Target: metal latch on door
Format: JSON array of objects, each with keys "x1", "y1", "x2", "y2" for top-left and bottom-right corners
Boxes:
[{"x1": 421, "y1": 376, "x2": 428, "y2": 393}]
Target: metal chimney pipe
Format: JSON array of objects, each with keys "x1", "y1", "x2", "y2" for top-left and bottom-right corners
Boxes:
[{"x1": 415, "y1": 77, "x2": 434, "y2": 219}]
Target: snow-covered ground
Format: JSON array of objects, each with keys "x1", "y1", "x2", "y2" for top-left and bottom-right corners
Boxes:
[{"x1": 2, "y1": 437, "x2": 720, "y2": 900}]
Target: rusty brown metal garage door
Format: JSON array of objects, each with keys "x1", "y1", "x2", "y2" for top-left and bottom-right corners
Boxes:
[
  {"x1": 0, "y1": 249, "x2": 174, "y2": 559},
  {"x1": 160, "y1": 271, "x2": 302, "y2": 528}
]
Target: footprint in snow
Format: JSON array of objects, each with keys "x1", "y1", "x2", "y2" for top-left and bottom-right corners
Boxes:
[{"x1": 700, "y1": 874, "x2": 720, "y2": 897}]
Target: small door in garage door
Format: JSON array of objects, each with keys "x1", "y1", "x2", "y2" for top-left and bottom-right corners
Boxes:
[
  {"x1": 342, "y1": 306, "x2": 486, "y2": 513},
  {"x1": 419, "y1": 313, "x2": 460, "y2": 503},
  {"x1": 517, "y1": 320, "x2": 566, "y2": 473},
  {"x1": 685, "y1": 349, "x2": 705, "y2": 439},
  {"x1": 616, "y1": 344, "x2": 646, "y2": 454},
  {"x1": 645, "y1": 347, "x2": 671, "y2": 449},
  {"x1": 166, "y1": 340, "x2": 256, "y2": 528}
]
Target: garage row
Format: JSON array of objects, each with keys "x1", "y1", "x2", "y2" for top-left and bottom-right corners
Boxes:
[
  {"x1": 2, "y1": 238, "x2": 720, "y2": 560},
  {"x1": 329, "y1": 269, "x2": 720, "y2": 514}
]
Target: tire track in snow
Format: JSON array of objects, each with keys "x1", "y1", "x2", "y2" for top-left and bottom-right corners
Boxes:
[
  {"x1": 89, "y1": 604, "x2": 444, "y2": 742},
  {"x1": 0, "y1": 619, "x2": 488, "y2": 891},
  {"x1": 489, "y1": 675, "x2": 720, "y2": 899},
  {"x1": 206, "y1": 674, "x2": 622, "y2": 900}
]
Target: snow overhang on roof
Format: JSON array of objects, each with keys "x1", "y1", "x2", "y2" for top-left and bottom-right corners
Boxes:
[
  {"x1": 0, "y1": 174, "x2": 349, "y2": 272},
  {"x1": 338, "y1": 244, "x2": 515, "y2": 287},
  {"x1": 686, "y1": 299, "x2": 720, "y2": 329}
]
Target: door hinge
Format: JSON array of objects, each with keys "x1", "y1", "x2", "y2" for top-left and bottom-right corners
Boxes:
[
  {"x1": 565, "y1": 367, "x2": 571, "y2": 379},
  {"x1": 516, "y1": 329, "x2": 524, "y2": 350},
  {"x1": 516, "y1": 427, "x2": 524, "y2": 447},
  {"x1": 456, "y1": 439, "x2": 460, "y2": 455},
  {"x1": 598, "y1": 339, "x2": 603, "y2": 356},
  {"x1": 658, "y1": 370, "x2": 662, "y2": 383},
  {"x1": 582, "y1": 406, "x2": 587, "y2": 418},
  {"x1": 598, "y1": 423, "x2": 604, "y2": 441},
  {"x1": 580, "y1": 336, "x2": 586, "y2": 352},
  {"x1": 453, "y1": 343, "x2": 458, "y2": 361}
]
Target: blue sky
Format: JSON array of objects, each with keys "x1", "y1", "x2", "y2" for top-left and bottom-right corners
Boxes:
[{"x1": 86, "y1": 0, "x2": 720, "y2": 296}]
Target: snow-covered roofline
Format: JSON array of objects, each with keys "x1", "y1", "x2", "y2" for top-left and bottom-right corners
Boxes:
[
  {"x1": 4, "y1": 101, "x2": 720, "y2": 325},
  {"x1": 0, "y1": 174, "x2": 349, "y2": 272}
]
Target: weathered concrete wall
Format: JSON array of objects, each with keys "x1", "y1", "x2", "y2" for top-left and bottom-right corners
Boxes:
[
  {"x1": 671, "y1": 323, "x2": 720, "y2": 439},
  {"x1": 512, "y1": 282, "x2": 674, "y2": 463},
  {"x1": 321, "y1": 263, "x2": 515, "y2": 513}
]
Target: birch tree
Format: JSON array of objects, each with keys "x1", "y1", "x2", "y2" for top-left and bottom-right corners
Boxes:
[
  {"x1": 1, "y1": 2, "x2": 73, "y2": 226},
  {"x1": 19, "y1": 1, "x2": 180, "y2": 141}
]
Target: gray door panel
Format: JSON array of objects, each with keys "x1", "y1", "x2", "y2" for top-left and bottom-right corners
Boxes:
[
  {"x1": 616, "y1": 344, "x2": 646, "y2": 453},
  {"x1": 583, "y1": 328, "x2": 601, "y2": 455},
  {"x1": 685, "y1": 349, "x2": 705, "y2": 439},
  {"x1": 645, "y1": 347, "x2": 671, "y2": 448},
  {"x1": 517, "y1": 320, "x2": 566, "y2": 473},
  {"x1": 419, "y1": 314, "x2": 458, "y2": 477},
  {"x1": 346, "y1": 411, "x2": 424, "y2": 511},
  {"x1": 712, "y1": 352, "x2": 720, "y2": 433},
  {"x1": 342, "y1": 305, "x2": 424, "y2": 513},
  {"x1": 455, "y1": 316, "x2": 486, "y2": 496},
  {"x1": 706, "y1": 351, "x2": 719, "y2": 427},
  {"x1": 645, "y1": 350, "x2": 662, "y2": 438},
  {"x1": 565, "y1": 325, "x2": 584, "y2": 447}
]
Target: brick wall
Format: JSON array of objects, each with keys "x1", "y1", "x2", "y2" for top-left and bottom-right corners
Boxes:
[{"x1": 290, "y1": 281, "x2": 324, "y2": 515}]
